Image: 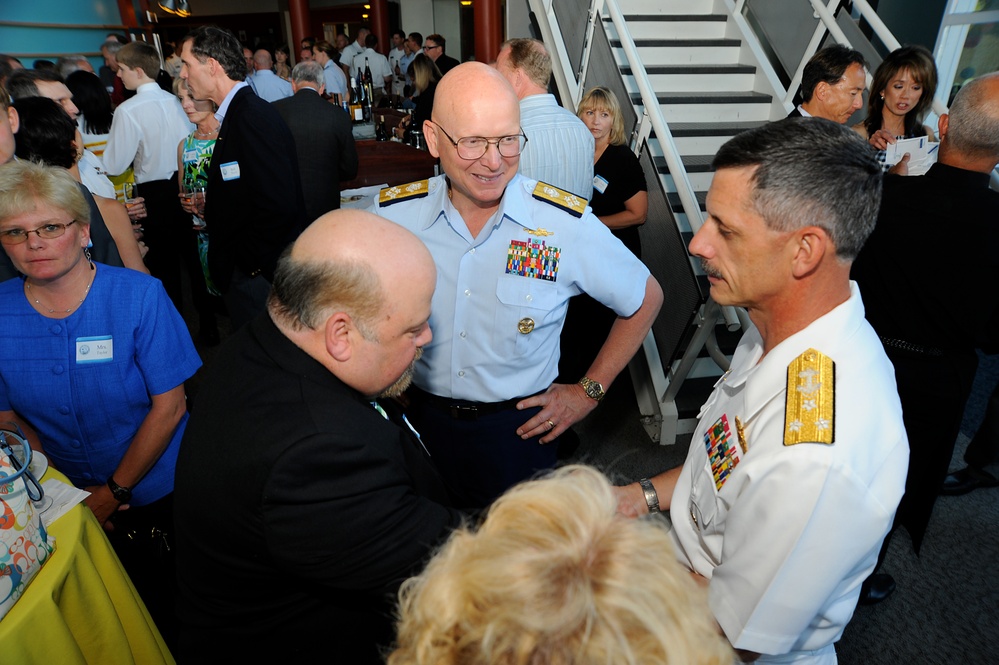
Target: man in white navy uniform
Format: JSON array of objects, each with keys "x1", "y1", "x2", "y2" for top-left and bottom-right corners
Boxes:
[
  {"x1": 615, "y1": 119, "x2": 908, "y2": 664},
  {"x1": 371, "y1": 62, "x2": 662, "y2": 509}
]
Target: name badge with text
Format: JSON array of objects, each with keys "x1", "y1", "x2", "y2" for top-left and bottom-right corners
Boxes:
[
  {"x1": 593, "y1": 175, "x2": 609, "y2": 194},
  {"x1": 183, "y1": 149, "x2": 198, "y2": 163},
  {"x1": 76, "y1": 336, "x2": 113, "y2": 364},
  {"x1": 220, "y1": 161, "x2": 241, "y2": 181}
]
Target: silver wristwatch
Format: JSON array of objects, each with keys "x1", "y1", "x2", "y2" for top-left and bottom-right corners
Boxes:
[{"x1": 639, "y1": 477, "x2": 660, "y2": 514}]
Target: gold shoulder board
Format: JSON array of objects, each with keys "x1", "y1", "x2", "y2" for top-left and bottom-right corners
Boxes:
[
  {"x1": 379, "y1": 180, "x2": 430, "y2": 207},
  {"x1": 783, "y1": 348, "x2": 835, "y2": 446},
  {"x1": 532, "y1": 182, "x2": 587, "y2": 218}
]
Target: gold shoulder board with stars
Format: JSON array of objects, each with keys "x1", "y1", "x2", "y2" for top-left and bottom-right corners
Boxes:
[
  {"x1": 532, "y1": 182, "x2": 587, "y2": 218},
  {"x1": 783, "y1": 348, "x2": 835, "y2": 446},
  {"x1": 379, "y1": 179, "x2": 430, "y2": 207}
]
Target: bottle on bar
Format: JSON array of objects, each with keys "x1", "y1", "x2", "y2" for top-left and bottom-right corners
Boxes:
[
  {"x1": 349, "y1": 77, "x2": 364, "y2": 123},
  {"x1": 361, "y1": 58, "x2": 375, "y2": 122},
  {"x1": 375, "y1": 115, "x2": 387, "y2": 141}
]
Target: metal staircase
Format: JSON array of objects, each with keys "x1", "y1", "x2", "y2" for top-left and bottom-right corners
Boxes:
[
  {"x1": 605, "y1": 0, "x2": 779, "y2": 240},
  {"x1": 527, "y1": 0, "x2": 936, "y2": 444}
]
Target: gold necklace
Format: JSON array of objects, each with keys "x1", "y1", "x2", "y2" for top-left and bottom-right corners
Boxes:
[{"x1": 25, "y1": 269, "x2": 96, "y2": 314}]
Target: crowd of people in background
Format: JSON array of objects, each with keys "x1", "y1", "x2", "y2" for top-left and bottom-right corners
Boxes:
[{"x1": 0, "y1": 21, "x2": 997, "y2": 665}]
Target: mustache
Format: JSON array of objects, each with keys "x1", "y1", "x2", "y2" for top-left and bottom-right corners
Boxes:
[{"x1": 700, "y1": 259, "x2": 722, "y2": 280}]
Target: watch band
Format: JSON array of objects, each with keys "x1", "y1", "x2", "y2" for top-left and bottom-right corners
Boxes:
[
  {"x1": 107, "y1": 476, "x2": 132, "y2": 503},
  {"x1": 639, "y1": 477, "x2": 660, "y2": 514},
  {"x1": 578, "y1": 376, "x2": 606, "y2": 402}
]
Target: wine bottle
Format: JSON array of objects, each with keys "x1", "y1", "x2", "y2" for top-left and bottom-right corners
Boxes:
[{"x1": 349, "y1": 77, "x2": 363, "y2": 123}]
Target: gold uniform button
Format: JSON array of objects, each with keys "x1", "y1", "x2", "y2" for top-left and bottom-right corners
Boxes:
[
  {"x1": 690, "y1": 506, "x2": 700, "y2": 531},
  {"x1": 518, "y1": 317, "x2": 535, "y2": 334}
]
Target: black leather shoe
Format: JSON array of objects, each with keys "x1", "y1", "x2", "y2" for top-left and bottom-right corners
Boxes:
[
  {"x1": 858, "y1": 573, "x2": 896, "y2": 606},
  {"x1": 940, "y1": 467, "x2": 999, "y2": 496}
]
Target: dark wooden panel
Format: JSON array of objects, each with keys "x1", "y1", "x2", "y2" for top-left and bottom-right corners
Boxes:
[{"x1": 340, "y1": 140, "x2": 438, "y2": 190}]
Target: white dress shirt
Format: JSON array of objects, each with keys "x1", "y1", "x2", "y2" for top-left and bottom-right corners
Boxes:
[{"x1": 102, "y1": 82, "x2": 193, "y2": 182}]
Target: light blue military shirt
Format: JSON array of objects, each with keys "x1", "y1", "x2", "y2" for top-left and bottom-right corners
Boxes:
[
  {"x1": 371, "y1": 173, "x2": 650, "y2": 402},
  {"x1": 248, "y1": 69, "x2": 293, "y2": 102}
]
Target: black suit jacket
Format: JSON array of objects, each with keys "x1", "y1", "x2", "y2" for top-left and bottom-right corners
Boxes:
[
  {"x1": 273, "y1": 88, "x2": 358, "y2": 224},
  {"x1": 851, "y1": 163, "x2": 999, "y2": 549},
  {"x1": 174, "y1": 313, "x2": 462, "y2": 664},
  {"x1": 205, "y1": 86, "x2": 306, "y2": 291},
  {"x1": 435, "y1": 53, "x2": 460, "y2": 75}
]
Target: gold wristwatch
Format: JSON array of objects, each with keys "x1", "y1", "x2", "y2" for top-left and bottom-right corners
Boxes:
[{"x1": 578, "y1": 376, "x2": 606, "y2": 402}]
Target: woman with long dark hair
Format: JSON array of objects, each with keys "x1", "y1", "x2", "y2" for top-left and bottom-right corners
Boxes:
[{"x1": 854, "y1": 45, "x2": 938, "y2": 150}]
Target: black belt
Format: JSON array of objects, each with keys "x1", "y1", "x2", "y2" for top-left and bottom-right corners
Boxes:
[
  {"x1": 410, "y1": 387, "x2": 530, "y2": 421},
  {"x1": 879, "y1": 336, "x2": 945, "y2": 357}
]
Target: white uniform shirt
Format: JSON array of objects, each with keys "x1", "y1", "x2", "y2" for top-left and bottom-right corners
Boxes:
[
  {"x1": 350, "y1": 49, "x2": 393, "y2": 91},
  {"x1": 78, "y1": 150, "x2": 116, "y2": 199},
  {"x1": 339, "y1": 42, "x2": 363, "y2": 72},
  {"x1": 518, "y1": 94, "x2": 594, "y2": 198},
  {"x1": 671, "y1": 283, "x2": 908, "y2": 664},
  {"x1": 388, "y1": 46, "x2": 406, "y2": 96},
  {"x1": 371, "y1": 174, "x2": 650, "y2": 402},
  {"x1": 102, "y1": 82, "x2": 193, "y2": 182}
]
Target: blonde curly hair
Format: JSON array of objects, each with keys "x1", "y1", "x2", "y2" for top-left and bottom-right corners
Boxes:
[{"x1": 388, "y1": 465, "x2": 733, "y2": 665}]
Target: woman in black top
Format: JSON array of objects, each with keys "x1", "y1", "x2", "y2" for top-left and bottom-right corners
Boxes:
[
  {"x1": 558, "y1": 87, "x2": 648, "y2": 381},
  {"x1": 577, "y1": 86, "x2": 647, "y2": 258}
]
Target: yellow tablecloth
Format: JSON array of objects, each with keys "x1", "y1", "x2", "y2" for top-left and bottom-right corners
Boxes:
[{"x1": 0, "y1": 468, "x2": 174, "y2": 664}]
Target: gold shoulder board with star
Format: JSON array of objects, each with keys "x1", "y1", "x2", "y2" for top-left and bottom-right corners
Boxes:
[
  {"x1": 783, "y1": 348, "x2": 835, "y2": 446},
  {"x1": 379, "y1": 179, "x2": 430, "y2": 207},
  {"x1": 532, "y1": 182, "x2": 588, "y2": 218}
]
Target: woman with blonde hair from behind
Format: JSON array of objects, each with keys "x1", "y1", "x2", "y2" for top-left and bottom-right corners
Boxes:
[{"x1": 389, "y1": 465, "x2": 733, "y2": 665}]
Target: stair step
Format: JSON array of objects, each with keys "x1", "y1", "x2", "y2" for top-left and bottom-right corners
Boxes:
[
  {"x1": 604, "y1": 14, "x2": 728, "y2": 38},
  {"x1": 654, "y1": 122, "x2": 767, "y2": 154},
  {"x1": 667, "y1": 191, "x2": 708, "y2": 213},
  {"x1": 633, "y1": 91, "x2": 772, "y2": 105},
  {"x1": 615, "y1": 42, "x2": 742, "y2": 66},
  {"x1": 668, "y1": 121, "x2": 768, "y2": 136},
  {"x1": 621, "y1": 65, "x2": 755, "y2": 75},
  {"x1": 617, "y1": 0, "x2": 719, "y2": 14},
  {"x1": 655, "y1": 154, "x2": 715, "y2": 173},
  {"x1": 612, "y1": 38, "x2": 740, "y2": 48},
  {"x1": 617, "y1": 14, "x2": 727, "y2": 21}
]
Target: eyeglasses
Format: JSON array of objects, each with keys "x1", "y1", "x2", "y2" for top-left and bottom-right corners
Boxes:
[
  {"x1": 0, "y1": 220, "x2": 79, "y2": 245},
  {"x1": 430, "y1": 121, "x2": 528, "y2": 160},
  {"x1": 423, "y1": 45, "x2": 441, "y2": 51}
]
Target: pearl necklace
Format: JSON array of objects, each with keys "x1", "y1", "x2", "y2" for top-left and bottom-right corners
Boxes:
[
  {"x1": 195, "y1": 124, "x2": 218, "y2": 138},
  {"x1": 25, "y1": 270, "x2": 96, "y2": 314}
]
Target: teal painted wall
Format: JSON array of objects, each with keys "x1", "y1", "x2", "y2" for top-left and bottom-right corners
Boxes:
[{"x1": 0, "y1": 0, "x2": 137, "y2": 69}]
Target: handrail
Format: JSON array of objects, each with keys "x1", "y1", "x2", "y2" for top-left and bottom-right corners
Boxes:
[
  {"x1": 599, "y1": 0, "x2": 706, "y2": 233},
  {"x1": 851, "y1": 0, "x2": 949, "y2": 117},
  {"x1": 781, "y1": 0, "x2": 951, "y2": 118}
]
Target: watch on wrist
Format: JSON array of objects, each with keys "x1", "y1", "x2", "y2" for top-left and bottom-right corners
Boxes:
[
  {"x1": 578, "y1": 376, "x2": 606, "y2": 402},
  {"x1": 107, "y1": 476, "x2": 132, "y2": 503},
  {"x1": 639, "y1": 477, "x2": 660, "y2": 514}
]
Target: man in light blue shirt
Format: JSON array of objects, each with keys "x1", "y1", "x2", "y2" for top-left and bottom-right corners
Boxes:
[
  {"x1": 248, "y1": 49, "x2": 292, "y2": 102},
  {"x1": 496, "y1": 38, "x2": 594, "y2": 198},
  {"x1": 370, "y1": 63, "x2": 662, "y2": 508}
]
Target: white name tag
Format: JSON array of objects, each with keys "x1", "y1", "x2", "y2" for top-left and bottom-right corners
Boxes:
[
  {"x1": 183, "y1": 149, "x2": 198, "y2": 163},
  {"x1": 220, "y1": 161, "x2": 240, "y2": 181},
  {"x1": 593, "y1": 175, "x2": 609, "y2": 194},
  {"x1": 76, "y1": 336, "x2": 113, "y2": 364}
]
